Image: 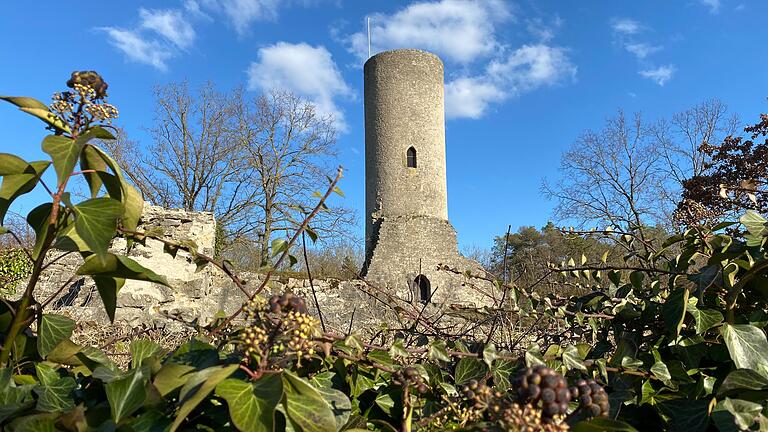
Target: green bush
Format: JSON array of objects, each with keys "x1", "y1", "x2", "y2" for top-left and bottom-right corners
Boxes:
[
  {"x1": 0, "y1": 248, "x2": 31, "y2": 295},
  {"x1": 1, "y1": 72, "x2": 766, "y2": 431}
]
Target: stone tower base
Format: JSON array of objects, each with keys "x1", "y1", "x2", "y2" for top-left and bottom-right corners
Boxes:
[{"x1": 363, "y1": 215, "x2": 490, "y2": 306}]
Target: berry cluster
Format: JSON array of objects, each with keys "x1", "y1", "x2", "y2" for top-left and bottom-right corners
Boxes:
[
  {"x1": 393, "y1": 366, "x2": 429, "y2": 394},
  {"x1": 66, "y1": 71, "x2": 109, "y2": 99},
  {"x1": 242, "y1": 324, "x2": 269, "y2": 360},
  {"x1": 513, "y1": 366, "x2": 571, "y2": 422},
  {"x1": 284, "y1": 310, "x2": 319, "y2": 359},
  {"x1": 570, "y1": 379, "x2": 609, "y2": 418},
  {"x1": 240, "y1": 293, "x2": 320, "y2": 367},
  {"x1": 494, "y1": 403, "x2": 569, "y2": 432},
  {"x1": 461, "y1": 379, "x2": 499, "y2": 410},
  {"x1": 267, "y1": 292, "x2": 308, "y2": 315},
  {"x1": 455, "y1": 379, "x2": 567, "y2": 431},
  {"x1": 50, "y1": 71, "x2": 118, "y2": 127}
]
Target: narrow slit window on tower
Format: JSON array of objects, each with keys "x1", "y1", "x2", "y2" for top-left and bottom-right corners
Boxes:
[
  {"x1": 407, "y1": 146, "x2": 417, "y2": 168},
  {"x1": 415, "y1": 275, "x2": 431, "y2": 303}
]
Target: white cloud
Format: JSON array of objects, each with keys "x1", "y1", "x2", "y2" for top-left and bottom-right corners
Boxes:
[
  {"x1": 639, "y1": 65, "x2": 676, "y2": 86},
  {"x1": 487, "y1": 44, "x2": 576, "y2": 91},
  {"x1": 624, "y1": 42, "x2": 662, "y2": 59},
  {"x1": 139, "y1": 8, "x2": 196, "y2": 49},
  {"x1": 445, "y1": 77, "x2": 504, "y2": 119},
  {"x1": 101, "y1": 28, "x2": 173, "y2": 71},
  {"x1": 611, "y1": 18, "x2": 642, "y2": 35},
  {"x1": 346, "y1": 0, "x2": 512, "y2": 64},
  {"x1": 527, "y1": 16, "x2": 563, "y2": 43},
  {"x1": 217, "y1": 0, "x2": 280, "y2": 35},
  {"x1": 247, "y1": 42, "x2": 352, "y2": 130},
  {"x1": 446, "y1": 44, "x2": 576, "y2": 119},
  {"x1": 700, "y1": 0, "x2": 721, "y2": 13}
]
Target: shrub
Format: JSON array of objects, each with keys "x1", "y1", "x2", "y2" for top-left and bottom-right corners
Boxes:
[
  {"x1": 0, "y1": 248, "x2": 31, "y2": 295},
  {"x1": 2, "y1": 72, "x2": 766, "y2": 432}
]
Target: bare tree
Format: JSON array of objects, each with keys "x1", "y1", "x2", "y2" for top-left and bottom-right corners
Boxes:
[
  {"x1": 543, "y1": 111, "x2": 665, "y2": 244},
  {"x1": 236, "y1": 91, "x2": 353, "y2": 265},
  {"x1": 103, "y1": 82, "x2": 259, "y2": 238},
  {"x1": 651, "y1": 98, "x2": 739, "y2": 217},
  {"x1": 104, "y1": 82, "x2": 353, "y2": 264}
]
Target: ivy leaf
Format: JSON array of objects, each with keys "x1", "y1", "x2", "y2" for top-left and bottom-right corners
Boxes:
[
  {"x1": 72, "y1": 198, "x2": 123, "y2": 260},
  {"x1": 492, "y1": 359, "x2": 517, "y2": 391},
  {"x1": 34, "y1": 377, "x2": 76, "y2": 412},
  {"x1": 153, "y1": 363, "x2": 196, "y2": 397},
  {"x1": 427, "y1": 340, "x2": 450, "y2": 362},
  {"x1": 305, "y1": 227, "x2": 318, "y2": 243},
  {"x1": 367, "y1": 350, "x2": 394, "y2": 369},
  {"x1": 130, "y1": 339, "x2": 163, "y2": 369},
  {"x1": 686, "y1": 298, "x2": 723, "y2": 334},
  {"x1": 0, "y1": 160, "x2": 50, "y2": 224},
  {"x1": 106, "y1": 367, "x2": 149, "y2": 423},
  {"x1": 271, "y1": 239, "x2": 288, "y2": 258},
  {"x1": 482, "y1": 343, "x2": 497, "y2": 368},
  {"x1": 120, "y1": 181, "x2": 144, "y2": 236},
  {"x1": 374, "y1": 393, "x2": 395, "y2": 416},
  {"x1": 77, "y1": 253, "x2": 169, "y2": 287},
  {"x1": 740, "y1": 211, "x2": 768, "y2": 237},
  {"x1": 454, "y1": 357, "x2": 487, "y2": 385},
  {"x1": 88, "y1": 146, "x2": 144, "y2": 242},
  {"x1": 281, "y1": 370, "x2": 337, "y2": 432},
  {"x1": 721, "y1": 324, "x2": 768, "y2": 377},
  {"x1": 171, "y1": 364, "x2": 238, "y2": 431},
  {"x1": 0, "y1": 96, "x2": 49, "y2": 111},
  {"x1": 215, "y1": 375, "x2": 283, "y2": 432},
  {"x1": 92, "y1": 276, "x2": 125, "y2": 323},
  {"x1": 0, "y1": 94, "x2": 72, "y2": 132},
  {"x1": 563, "y1": 344, "x2": 588, "y2": 371},
  {"x1": 0, "y1": 153, "x2": 36, "y2": 175},
  {"x1": 6, "y1": 413, "x2": 60, "y2": 432},
  {"x1": 37, "y1": 314, "x2": 75, "y2": 359},
  {"x1": 650, "y1": 360, "x2": 672, "y2": 386},
  {"x1": 75, "y1": 126, "x2": 115, "y2": 145},
  {"x1": 662, "y1": 287, "x2": 689, "y2": 338},
  {"x1": 27, "y1": 203, "x2": 63, "y2": 260},
  {"x1": 0, "y1": 369, "x2": 34, "y2": 423},
  {"x1": 718, "y1": 369, "x2": 768, "y2": 395},
  {"x1": 79, "y1": 145, "x2": 108, "y2": 198},
  {"x1": 656, "y1": 399, "x2": 710, "y2": 432},
  {"x1": 315, "y1": 386, "x2": 352, "y2": 430},
  {"x1": 721, "y1": 398, "x2": 762, "y2": 430},
  {"x1": 41, "y1": 135, "x2": 80, "y2": 187},
  {"x1": 388, "y1": 339, "x2": 409, "y2": 359},
  {"x1": 571, "y1": 417, "x2": 638, "y2": 431}
]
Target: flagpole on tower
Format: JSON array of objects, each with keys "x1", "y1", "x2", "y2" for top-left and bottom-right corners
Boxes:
[{"x1": 367, "y1": 16, "x2": 371, "y2": 59}]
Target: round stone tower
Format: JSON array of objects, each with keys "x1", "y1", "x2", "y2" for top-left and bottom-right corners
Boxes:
[
  {"x1": 362, "y1": 49, "x2": 487, "y2": 304},
  {"x1": 364, "y1": 49, "x2": 448, "y2": 236}
]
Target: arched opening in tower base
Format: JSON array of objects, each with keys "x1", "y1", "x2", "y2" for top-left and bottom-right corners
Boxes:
[{"x1": 415, "y1": 274, "x2": 431, "y2": 303}]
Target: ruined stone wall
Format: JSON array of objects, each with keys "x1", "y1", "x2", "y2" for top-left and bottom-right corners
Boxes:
[
  {"x1": 30, "y1": 206, "x2": 427, "y2": 332},
  {"x1": 363, "y1": 215, "x2": 488, "y2": 305},
  {"x1": 33, "y1": 202, "x2": 492, "y2": 333}
]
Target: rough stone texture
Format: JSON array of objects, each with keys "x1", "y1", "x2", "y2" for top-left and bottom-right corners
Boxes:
[
  {"x1": 34, "y1": 205, "x2": 225, "y2": 330},
  {"x1": 364, "y1": 49, "x2": 448, "y2": 249},
  {"x1": 362, "y1": 49, "x2": 493, "y2": 302},
  {"x1": 363, "y1": 215, "x2": 488, "y2": 305}
]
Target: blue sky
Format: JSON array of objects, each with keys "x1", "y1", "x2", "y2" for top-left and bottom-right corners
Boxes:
[{"x1": 1, "y1": 0, "x2": 767, "y2": 251}]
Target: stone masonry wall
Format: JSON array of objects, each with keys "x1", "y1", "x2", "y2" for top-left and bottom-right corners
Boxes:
[
  {"x1": 363, "y1": 214, "x2": 489, "y2": 306},
  {"x1": 32, "y1": 205, "x2": 492, "y2": 333}
]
